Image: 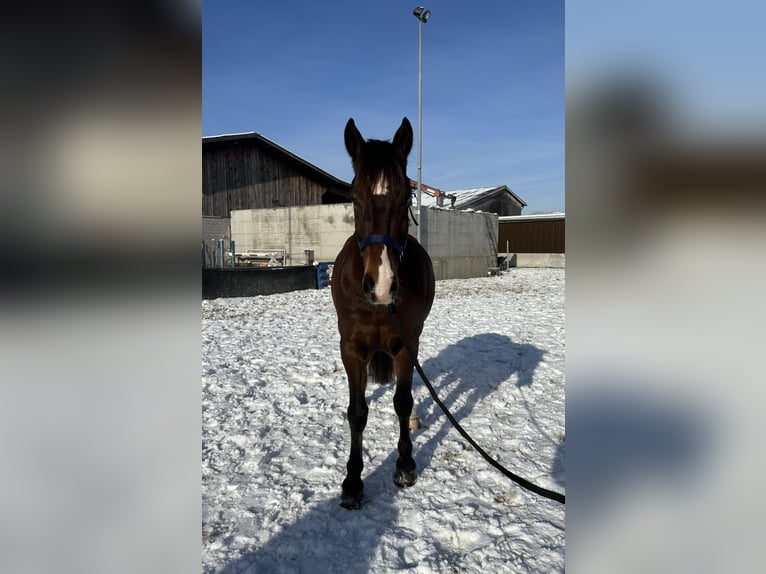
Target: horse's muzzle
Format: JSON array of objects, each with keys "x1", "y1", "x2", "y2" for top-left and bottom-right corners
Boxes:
[{"x1": 363, "y1": 272, "x2": 398, "y2": 305}]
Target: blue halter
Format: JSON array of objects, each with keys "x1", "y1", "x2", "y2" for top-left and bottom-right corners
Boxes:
[{"x1": 358, "y1": 234, "x2": 407, "y2": 258}]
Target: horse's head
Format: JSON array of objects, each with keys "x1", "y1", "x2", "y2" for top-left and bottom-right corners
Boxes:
[{"x1": 344, "y1": 117, "x2": 413, "y2": 305}]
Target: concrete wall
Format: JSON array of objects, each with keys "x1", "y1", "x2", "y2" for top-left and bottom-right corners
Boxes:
[
  {"x1": 231, "y1": 204, "x2": 354, "y2": 264},
  {"x1": 502, "y1": 253, "x2": 566, "y2": 268},
  {"x1": 230, "y1": 204, "x2": 498, "y2": 280},
  {"x1": 420, "y1": 208, "x2": 499, "y2": 280}
]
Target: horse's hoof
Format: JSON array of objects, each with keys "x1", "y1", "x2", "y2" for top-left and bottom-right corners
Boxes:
[
  {"x1": 394, "y1": 469, "x2": 417, "y2": 488},
  {"x1": 340, "y1": 490, "x2": 364, "y2": 510}
]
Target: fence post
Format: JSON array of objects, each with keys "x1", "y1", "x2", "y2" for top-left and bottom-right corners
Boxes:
[
  {"x1": 230, "y1": 240, "x2": 236, "y2": 268},
  {"x1": 210, "y1": 239, "x2": 217, "y2": 268}
]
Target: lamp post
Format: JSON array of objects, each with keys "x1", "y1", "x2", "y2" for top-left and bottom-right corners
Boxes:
[{"x1": 413, "y1": 6, "x2": 430, "y2": 246}]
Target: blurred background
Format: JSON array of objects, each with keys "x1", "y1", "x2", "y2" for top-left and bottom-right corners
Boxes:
[
  {"x1": 0, "y1": 2, "x2": 201, "y2": 574},
  {"x1": 567, "y1": 1, "x2": 765, "y2": 572},
  {"x1": 0, "y1": 1, "x2": 764, "y2": 573}
]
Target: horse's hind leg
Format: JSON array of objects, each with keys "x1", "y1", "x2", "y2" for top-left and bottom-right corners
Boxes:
[
  {"x1": 340, "y1": 342, "x2": 368, "y2": 509},
  {"x1": 393, "y1": 349, "x2": 417, "y2": 488}
]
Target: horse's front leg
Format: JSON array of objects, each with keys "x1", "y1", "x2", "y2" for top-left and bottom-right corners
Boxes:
[
  {"x1": 340, "y1": 340, "x2": 369, "y2": 509},
  {"x1": 393, "y1": 346, "x2": 418, "y2": 488}
]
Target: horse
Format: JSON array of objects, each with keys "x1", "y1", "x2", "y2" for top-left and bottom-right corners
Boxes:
[{"x1": 331, "y1": 117, "x2": 436, "y2": 509}]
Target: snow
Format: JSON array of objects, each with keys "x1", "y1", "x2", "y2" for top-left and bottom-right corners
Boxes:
[
  {"x1": 202, "y1": 268, "x2": 565, "y2": 573},
  {"x1": 418, "y1": 185, "x2": 527, "y2": 213},
  {"x1": 419, "y1": 186, "x2": 501, "y2": 209},
  {"x1": 499, "y1": 212, "x2": 566, "y2": 222}
]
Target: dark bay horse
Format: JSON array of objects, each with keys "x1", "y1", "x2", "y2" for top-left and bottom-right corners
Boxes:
[{"x1": 331, "y1": 117, "x2": 435, "y2": 509}]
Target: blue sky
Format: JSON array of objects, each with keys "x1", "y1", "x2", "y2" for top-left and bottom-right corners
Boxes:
[{"x1": 203, "y1": 1, "x2": 564, "y2": 213}]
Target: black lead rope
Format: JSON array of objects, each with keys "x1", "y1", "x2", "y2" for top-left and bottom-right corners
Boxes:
[
  {"x1": 388, "y1": 303, "x2": 566, "y2": 505},
  {"x1": 408, "y1": 202, "x2": 419, "y2": 226}
]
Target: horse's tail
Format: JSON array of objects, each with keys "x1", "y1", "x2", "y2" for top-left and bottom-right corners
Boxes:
[{"x1": 368, "y1": 351, "x2": 394, "y2": 385}]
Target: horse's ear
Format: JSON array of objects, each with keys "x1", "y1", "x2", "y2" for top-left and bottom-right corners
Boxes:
[
  {"x1": 393, "y1": 117, "x2": 413, "y2": 159},
  {"x1": 344, "y1": 118, "x2": 364, "y2": 163}
]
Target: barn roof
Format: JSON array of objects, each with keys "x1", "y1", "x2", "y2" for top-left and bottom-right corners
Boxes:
[
  {"x1": 203, "y1": 131, "x2": 351, "y2": 191},
  {"x1": 418, "y1": 184, "x2": 527, "y2": 209}
]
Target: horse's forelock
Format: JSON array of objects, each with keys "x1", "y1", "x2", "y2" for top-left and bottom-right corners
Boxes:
[{"x1": 352, "y1": 140, "x2": 408, "y2": 200}]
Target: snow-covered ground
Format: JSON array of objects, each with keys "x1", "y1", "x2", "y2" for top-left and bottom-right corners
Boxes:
[{"x1": 202, "y1": 268, "x2": 565, "y2": 573}]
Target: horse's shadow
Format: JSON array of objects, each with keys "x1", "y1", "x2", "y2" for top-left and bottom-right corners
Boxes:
[
  {"x1": 214, "y1": 333, "x2": 551, "y2": 574},
  {"x1": 565, "y1": 378, "x2": 709, "y2": 517},
  {"x1": 378, "y1": 333, "x2": 554, "y2": 476}
]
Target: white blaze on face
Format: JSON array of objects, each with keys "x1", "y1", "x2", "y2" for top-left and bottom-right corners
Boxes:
[
  {"x1": 372, "y1": 174, "x2": 388, "y2": 196},
  {"x1": 375, "y1": 246, "x2": 394, "y2": 303}
]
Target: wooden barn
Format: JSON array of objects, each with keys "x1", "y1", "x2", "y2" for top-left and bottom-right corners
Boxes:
[
  {"x1": 418, "y1": 184, "x2": 527, "y2": 216},
  {"x1": 203, "y1": 132, "x2": 351, "y2": 217}
]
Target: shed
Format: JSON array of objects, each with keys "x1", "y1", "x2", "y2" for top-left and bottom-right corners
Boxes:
[{"x1": 203, "y1": 132, "x2": 351, "y2": 217}]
